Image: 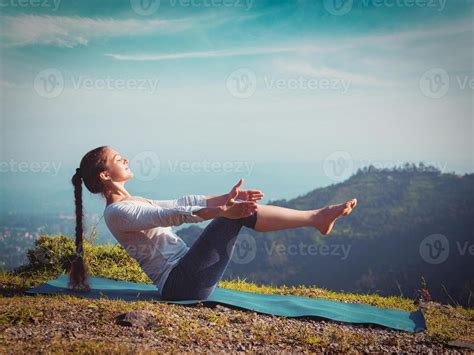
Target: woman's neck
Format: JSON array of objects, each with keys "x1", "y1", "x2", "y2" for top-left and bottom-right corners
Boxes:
[{"x1": 105, "y1": 191, "x2": 133, "y2": 206}]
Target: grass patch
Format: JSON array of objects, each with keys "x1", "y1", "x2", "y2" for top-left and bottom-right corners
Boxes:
[{"x1": 1, "y1": 234, "x2": 473, "y2": 348}]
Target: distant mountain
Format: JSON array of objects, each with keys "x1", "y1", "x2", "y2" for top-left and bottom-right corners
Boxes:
[{"x1": 177, "y1": 164, "x2": 474, "y2": 307}]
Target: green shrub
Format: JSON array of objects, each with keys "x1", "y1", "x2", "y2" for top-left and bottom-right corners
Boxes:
[{"x1": 11, "y1": 234, "x2": 152, "y2": 284}]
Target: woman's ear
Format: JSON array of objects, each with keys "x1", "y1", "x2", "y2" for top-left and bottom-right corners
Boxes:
[{"x1": 99, "y1": 170, "x2": 110, "y2": 182}]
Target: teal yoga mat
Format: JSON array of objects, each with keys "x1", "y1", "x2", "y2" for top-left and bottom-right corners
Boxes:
[{"x1": 25, "y1": 273, "x2": 426, "y2": 333}]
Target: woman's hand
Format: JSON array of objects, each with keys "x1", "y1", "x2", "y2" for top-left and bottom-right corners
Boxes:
[
  {"x1": 228, "y1": 178, "x2": 264, "y2": 202},
  {"x1": 221, "y1": 178, "x2": 259, "y2": 219},
  {"x1": 203, "y1": 178, "x2": 264, "y2": 208},
  {"x1": 221, "y1": 199, "x2": 258, "y2": 219}
]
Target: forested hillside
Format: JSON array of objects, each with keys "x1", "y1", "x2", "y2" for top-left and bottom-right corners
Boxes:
[{"x1": 178, "y1": 164, "x2": 474, "y2": 307}]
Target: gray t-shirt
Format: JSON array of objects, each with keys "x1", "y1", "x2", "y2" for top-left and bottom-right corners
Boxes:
[{"x1": 103, "y1": 194, "x2": 207, "y2": 295}]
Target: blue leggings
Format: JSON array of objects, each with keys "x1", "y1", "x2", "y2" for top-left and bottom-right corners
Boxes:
[{"x1": 161, "y1": 212, "x2": 258, "y2": 301}]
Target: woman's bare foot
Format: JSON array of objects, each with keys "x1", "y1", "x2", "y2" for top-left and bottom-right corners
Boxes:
[{"x1": 313, "y1": 198, "x2": 357, "y2": 236}]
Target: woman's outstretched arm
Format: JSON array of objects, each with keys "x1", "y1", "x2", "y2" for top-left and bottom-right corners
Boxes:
[
  {"x1": 150, "y1": 179, "x2": 264, "y2": 209},
  {"x1": 151, "y1": 193, "x2": 242, "y2": 209}
]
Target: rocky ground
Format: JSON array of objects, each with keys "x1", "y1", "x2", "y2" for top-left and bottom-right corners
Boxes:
[{"x1": 1, "y1": 294, "x2": 473, "y2": 353}]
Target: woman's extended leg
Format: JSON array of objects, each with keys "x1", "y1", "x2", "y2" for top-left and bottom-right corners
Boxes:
[{"x1": 253, "y1": 198, "x2": 357, "y2": 235}]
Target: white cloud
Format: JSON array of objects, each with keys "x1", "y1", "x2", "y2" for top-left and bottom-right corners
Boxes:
[
  {"x1": 0, "y1": 10, "x2": 264, "y2": 48},
  {"x1": 348, "y1": 18, "x2": 473, "y2": 50},
  {"x1": 0, "y1": 15, "x2": 193, "y2": 48},
  {"x1": 271, "y1": 60, "x2": 397, "y2": 88},
  {"x1": 105, "y1": 44, "x2": 337, "y2": 61},
  {"x1": 105, "y1": 18, "x2": 472, "y2": 61}
]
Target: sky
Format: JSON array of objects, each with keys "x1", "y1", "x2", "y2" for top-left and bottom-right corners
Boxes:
[{"x1": 0, "y1": 0, "x2": 473, "y2": 191}]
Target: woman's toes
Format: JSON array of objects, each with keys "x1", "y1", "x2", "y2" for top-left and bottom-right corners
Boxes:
[
  {"x1": 342, "y1": 207, "x2": 350, "y2": 216},
  {"x1": 342, "y1": 200, "x2": 355, "y2": 216},
  {"x1": 351, "y1": 198, "x2": 357, "y2": 208}
]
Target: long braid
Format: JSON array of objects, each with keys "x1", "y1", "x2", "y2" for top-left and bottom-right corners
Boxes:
[
  {"x1": 68, "y1": 168, "x2": 90, "y2": 291},
  {"x1": 68, "y1": 145, "x2": 109, "y2": 291}
]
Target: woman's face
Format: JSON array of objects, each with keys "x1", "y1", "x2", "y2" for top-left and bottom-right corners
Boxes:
[{"x1": 101, "y1": 148, "x2": 133, "y2": 183}]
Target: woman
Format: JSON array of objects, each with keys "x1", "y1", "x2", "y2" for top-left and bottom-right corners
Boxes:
[{"x1": 70, "y1": 146, "x2": 357, "y2": 300}]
